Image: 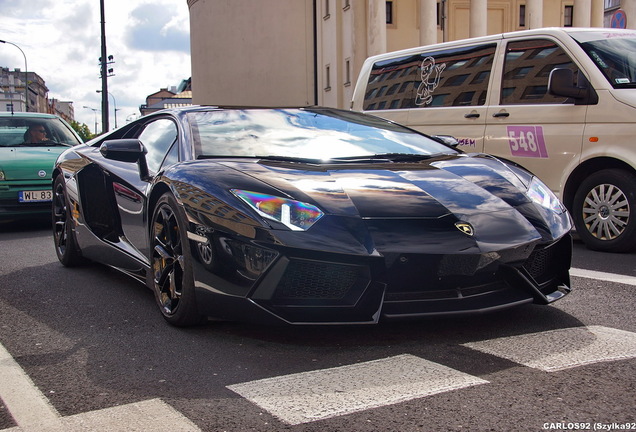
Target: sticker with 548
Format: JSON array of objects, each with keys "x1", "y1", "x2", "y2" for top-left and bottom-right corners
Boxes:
[{"x1": 507, "y1": 125, "x2": 549, "y2": 158}]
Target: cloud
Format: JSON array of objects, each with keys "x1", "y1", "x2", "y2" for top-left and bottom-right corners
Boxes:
[
  {"x1": 1, "y1": 0, "x2": 191, "y2": 130},
  {"x1": 0, "y1": 0, "x2": 55, "y2": 18},
  {"x1": 126, "y1": 3, "x2": 190, "y2": 53}
]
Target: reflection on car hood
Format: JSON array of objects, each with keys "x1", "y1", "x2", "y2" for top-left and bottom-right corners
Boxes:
[
  {"x1": 0, "y1": 146, "x2": 66, "y2": 181},
  {"x1": 218, "y1": 154, "x2": 530, "y2": 219}
]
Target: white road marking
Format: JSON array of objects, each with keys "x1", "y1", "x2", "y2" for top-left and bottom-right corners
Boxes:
[
  {"x1": 0, "y1": 341, "x2": 61, "y2": 430},
  {"x1": 1, "y1": 259, "x2": 634, "y2": 428},
  {"x1": 463, "y1": 325, "x2": 636, "y2": 372},
  {"x1": 227, "y1": 354, "x2": 489, "y2": 425},
  {"x1": 0, "y1": 342, "x2": 200, "y2": 432},
  {"x1": 570, "y1": 267, "x2": 636, "y2": 286}
]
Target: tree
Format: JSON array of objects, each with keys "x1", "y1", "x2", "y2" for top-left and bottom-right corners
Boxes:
[{"x1": 70, "y1": 121, "x2": 94, "y2": 142}]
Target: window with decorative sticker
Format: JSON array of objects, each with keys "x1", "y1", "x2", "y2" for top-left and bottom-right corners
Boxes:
[
  {"x1": 501, "y1": 39, "x2": 579, "y2": 105},
  {"x1": 364, "y1": 43, "x2": 496, "y2": 110}
]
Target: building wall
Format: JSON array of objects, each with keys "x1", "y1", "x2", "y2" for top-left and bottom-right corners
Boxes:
[
  {"x1": 188, "y1": 0, "x2": 315, "y2": 107},
  {"x1": 0, "y1": 67, "x2": 28, "y2": 112},
  {"x1": 188, "y1": 0, "x2": 616, "y2": 110},
  {"x1": 49, "y1": 99, "x2": 75, "y2": 123}
]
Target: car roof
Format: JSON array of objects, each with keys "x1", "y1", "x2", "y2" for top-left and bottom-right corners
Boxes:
[
  {"x1": 0, "y1": 112, "x2": 61, "y2": 119},
  {"x1": 361, "y1": 27, "x2": 636, "y2": 63}
]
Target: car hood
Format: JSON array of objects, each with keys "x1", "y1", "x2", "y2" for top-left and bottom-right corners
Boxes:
[
  {"x1": 0, "y1": 146, "x2": 66, "y2": 181},
  {"x1": 173, "y1": 154, "x2": 570, "y2": 253},
  {"x1": 218, "y1": 154, "x2": 532, "y2": 219}
]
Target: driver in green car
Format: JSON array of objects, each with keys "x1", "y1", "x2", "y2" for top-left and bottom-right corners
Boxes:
[{"x1": 23, "y1": 124, "x2": 48, "y2": 144}]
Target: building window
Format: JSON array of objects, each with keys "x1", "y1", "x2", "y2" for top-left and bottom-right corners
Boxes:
[
  {"x1": 605, "y1": 0, "x2": 620, "y2": 10},
  {"x1": 564, "y1": 5, "x2": 574, "y2": 27},
  {"x1": 325, "y1": 65, "x2": 331, "y2": 91},
  {"x1": 344, "y1": 59, "x2": 351, "y2": 86},
  {"x1": 386, "y1": 1, "x2": 394, "y2": 25},
  {"x1": 519, "y1": 5, "x2": 526, "y2": 27}
]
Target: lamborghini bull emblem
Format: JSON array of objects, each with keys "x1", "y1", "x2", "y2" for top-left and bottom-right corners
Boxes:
[{"x1": 455, "y1": 222, "x2": 474, "y2": 236}]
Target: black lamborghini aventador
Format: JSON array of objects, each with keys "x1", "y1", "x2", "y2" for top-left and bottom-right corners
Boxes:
[{"x1": 52, "y1": 106, "x2": 572, "y2": 326}]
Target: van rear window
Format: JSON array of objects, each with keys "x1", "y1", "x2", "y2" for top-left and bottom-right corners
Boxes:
[{"x1": 364, "y1": 43, "x2": 496, "y2": 110}]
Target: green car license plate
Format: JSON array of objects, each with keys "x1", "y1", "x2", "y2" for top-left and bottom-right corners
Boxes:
[{"x1": 19, "y1": 190, "x2": 52, "y2": 202}]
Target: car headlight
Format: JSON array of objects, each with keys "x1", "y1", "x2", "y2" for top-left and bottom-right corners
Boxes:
[
  {"x1": 231, "y1": 189, "x2": 324, "y2": 231},
  {"x1": 526, "y1": 177, "x2": 565, "y2": 214}
]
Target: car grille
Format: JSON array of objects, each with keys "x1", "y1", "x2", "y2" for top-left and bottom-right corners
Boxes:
[
  {"x1": 385, "y1": 280, "x2": 508, "y2": 302},
  {"x1": 276, "y1": 260, "x2": 361, "y2": 300},
  {"x1": 521, "y1": 236, "x2": 570, "y2": 285}
]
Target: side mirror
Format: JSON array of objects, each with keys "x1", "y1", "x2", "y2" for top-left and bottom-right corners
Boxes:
[
  {"x1": 548, "y1": 68, "x2": 598, "y2": 105},
  {"x1": 432, "y1": 135, "x2": 460, "y2": 148},
  {"x1": 99, "y1": 139, "x2": 151, "y2": 181},
  {"x1": 100, "y1": 139, "x2": 146, "y2": 162}
]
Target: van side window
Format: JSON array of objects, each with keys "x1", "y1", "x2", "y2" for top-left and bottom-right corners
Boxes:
[
  {"x1": 501, "y1": 39, "x2": 579, "y2": 105},
  {"x1": 363, "y1": 43, "x2": 496, "y2": 110}
]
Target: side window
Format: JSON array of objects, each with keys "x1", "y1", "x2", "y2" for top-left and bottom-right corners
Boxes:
[
  {"x1": 364, "y1": 43, "x2": 496, "y2": 110},
  {"x1": 364, "y1": 55, "x2": 421, "y2": 110},
  {"x1": 136, "y1": 118, "x2": 178, "y2": 173},
  {"x1": 501, "y1": 39, "x2": 579, "y2": 105},
  {"x1": 162, "y1": 141, "x2": 179, "y2": 169}
]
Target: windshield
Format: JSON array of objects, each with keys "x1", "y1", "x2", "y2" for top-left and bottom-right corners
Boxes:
[
  {"x1": 571, "y1": 30, "x2": 636, "y2": 88},
  {"x1": 187, "y1": 108, "x2": 455, "y2": 160},
  {"x1": 0, "y1": 116, "x2": 82, "y2": 147}
]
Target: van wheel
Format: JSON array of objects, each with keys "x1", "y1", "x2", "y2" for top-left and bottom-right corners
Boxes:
[{"x1": 572, "y1": 169, "x2": 636, "y2": 252}]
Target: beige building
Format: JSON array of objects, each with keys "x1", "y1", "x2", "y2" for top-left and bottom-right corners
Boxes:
[{"x1": 187, "y1": 0, "x2": 629, "y2": 110}]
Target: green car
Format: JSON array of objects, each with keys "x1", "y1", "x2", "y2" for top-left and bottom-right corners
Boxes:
[{"x1": 0, "y1": 112, "x2": 82, "y2": 221}]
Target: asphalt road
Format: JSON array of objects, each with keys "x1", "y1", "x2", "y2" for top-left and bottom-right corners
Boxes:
[{"x1": 0, "y1": 218, "x2": 635, "y2": 432}]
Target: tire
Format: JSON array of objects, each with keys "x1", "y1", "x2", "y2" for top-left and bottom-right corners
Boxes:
[
  {"x1": 150, "y1": 193, "x2": 206, "y2": 326},
  {"x1": 52, "y1": 174, "x2": 86, "y2": 266},
  {"x1": 572, "y1": 169, "x2": 636, "y2": 253}
]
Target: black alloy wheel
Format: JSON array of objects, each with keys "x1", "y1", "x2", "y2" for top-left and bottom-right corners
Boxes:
[
  {"x1": 150, "y1": 193, "x2": 205, "y2": 326},
  {"x1": 52, "y1": 175, "x2": 85, "y2": 266}
]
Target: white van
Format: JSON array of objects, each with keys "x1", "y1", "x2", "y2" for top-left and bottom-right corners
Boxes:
[{"x1": 352, "y1": 27, "x2": 636, "y2": 253}]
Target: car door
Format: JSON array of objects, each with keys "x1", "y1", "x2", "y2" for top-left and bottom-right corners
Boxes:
[
  {"x1": 110, "y1": 117, "x2": 180, "y2": 260},
  {"x1": 483, "y1": 37, "x2": 588, "y2": 196}
]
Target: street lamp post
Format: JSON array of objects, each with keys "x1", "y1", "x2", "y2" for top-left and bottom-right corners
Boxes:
[
  {"x1": 83, "y1": 106, "x2": 100, "y2": 135},
  {"x1": 96, "y1": 90, "x2": 118, "y2": 129},
  {"x1": 0, "y1": 39, "x2": 28, "y2": 112}
]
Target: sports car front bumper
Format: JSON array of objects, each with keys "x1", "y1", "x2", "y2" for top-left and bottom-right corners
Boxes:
[{"x1": 191, "y1": 230, "x2": 572, "y2": 325}]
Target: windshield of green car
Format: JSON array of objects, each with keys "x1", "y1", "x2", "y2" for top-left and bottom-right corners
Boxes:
[
  {"x1": 188, "y1": 108, "x2": 456, "y2": 161},
  {"x1": 0, "y1": 116, "x2": 82, "y2": 147},
  {"x1": 571, "y1": 30, "x2": 636, "y2": 88}
]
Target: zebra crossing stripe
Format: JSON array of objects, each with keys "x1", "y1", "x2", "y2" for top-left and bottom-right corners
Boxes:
[
  {"x1": 462, "y1": 325, "x2": 636, "y2": 372},
  {"x1": 227, "y1": 354, "x2": 488, "y2": 425},
  {"x1": 0, "y1": 341, "x2": 200, "y2": 432}
]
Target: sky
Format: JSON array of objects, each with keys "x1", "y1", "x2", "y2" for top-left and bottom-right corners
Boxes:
[{"x1": 0, "y1": 0, "x2": 191, "y2": 133}]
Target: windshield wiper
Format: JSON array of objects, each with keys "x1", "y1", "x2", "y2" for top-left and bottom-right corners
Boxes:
[
  {"x1": 333, "y1": 153, "x2": 439, "y2": 162},
  {"x1": 197, "y1": 153, "x2": 446, "y2": 164},
  {"x1": 197, "y1": 154, "x2": 326, "y2": 164}
]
